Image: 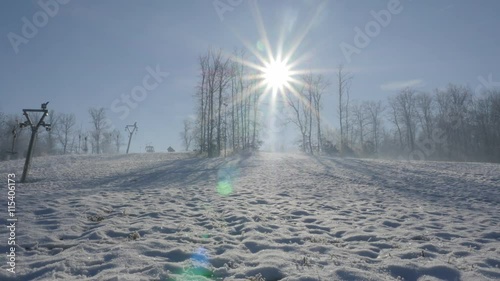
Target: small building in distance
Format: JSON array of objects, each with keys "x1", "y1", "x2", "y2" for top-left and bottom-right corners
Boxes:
[
  {"x1": 167, "y1": 146, "x2": 175, "y2": 153},
  {"x1": 145, "y1": 145, "x2": 155, "y2": 153}
]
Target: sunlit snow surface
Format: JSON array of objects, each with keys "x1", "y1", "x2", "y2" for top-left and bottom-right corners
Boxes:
[{"x1": 0, "y1": 152, "x2": 499, "y2": 280}]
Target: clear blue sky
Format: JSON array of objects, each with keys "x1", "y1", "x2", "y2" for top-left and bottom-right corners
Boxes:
[{"x1": 1, "y1": 0, "x2": 499, "y2": 152}]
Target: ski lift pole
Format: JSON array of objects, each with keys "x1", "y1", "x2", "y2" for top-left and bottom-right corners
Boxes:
[
  {"x1": 20, "y1": 102, "x2": 51, "y2": 183},
  {"x1": 21, "y1": 126, "x2": 38, "y2": 183},
  {"x1": 125, "y1": 122, "x2": 138, "y2": 154}
]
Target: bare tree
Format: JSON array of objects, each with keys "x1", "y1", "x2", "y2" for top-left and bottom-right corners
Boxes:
[
  {"x1": 312, "y1": 75, "x2": 329, "y2": 153},
  {"x1": 196, "y1": 54, "x2": 209, "y2": 153},
  {"x1": 365, "y1": 100, "x2": 384, "y2": 154},
  {"x1": 435, "y1": 84, "x2": 473, "y2": 160},
  {"x1": 180, "y1": 118, "x2": 195, "y2": 151},
  {"x1": 388, "y1": 97, "x2": 404, "y2": 149},
  {"x1": 0, "y1": 113, "x2": 27, "y2": 159},
  {"x1": 473, "y1": 89, "x2": 500, "y2": 161},
  {"x1": 305, "y1": 75, "x2": 314, "y2": 153},
  {"x1": 0, "y1": 112, "x2": 7, "y2": 154},
  {"x1": 232, "y1": 49, "x2": 252, "y2": 151},
  {"x1": 101, "y1": 132, "x2": 115, "y2": 154},
  {"x1": 112, "y1": 129, "x2": 123, "y2": 154},
  {"x1": 88, "y1": 107, "x2": 109, "y2": 154},
  {"x1": 299, "y1": 73, "x2": 330, "y2": 153},
  {"x1": 336, "y1": 65, "x2": 352, "y2": 155},
  {"x1": 285, "y1": 85, "x2": 310, "y2": 152},
  {"x1": 206, "y1": 49, "x2": 225, "y2": 157},
  {"x1": 415, "y1": 92, "x2": 435, "y2": 139},
  {"x1": 45, "y1": 110, "x2": 59, "y2": 154},
  {"x1": 216, "y1": 56, "x2": 231, "y2": 156},
  {"x1": 351, "y1": 101, "x2": 369, "y2": 151},
  {"x1": 229, "y1": 59, "x2": 238, "y2": 151},
  {"x1": 194, "y1": 47, "x2": 261, "y2": 157},
  {"x1": 56, "y1": 113, "x2": 76, "y2": 154},
  {"x1": 391, "y1": 88, "x2": 416, "y2": 152}
]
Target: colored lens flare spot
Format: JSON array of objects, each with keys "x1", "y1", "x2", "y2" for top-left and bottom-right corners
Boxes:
[
  {"x1": 217, "y1": 181, "x2": 233, "y2": 196},
  {"x1": 256, "y1": 40, "x2": 265, "y2": 52},
  {"x1": 216, "y1": 164, "x2": 239, "y2": 196}
]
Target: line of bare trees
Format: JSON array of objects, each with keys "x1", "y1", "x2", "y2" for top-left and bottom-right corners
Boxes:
[
  {"x1": 281, "y1": 67, "x2": 500, "y2": 163},
  {"x1": 325, "y1": 82, "x2": 500, "y2": 163},
  {"x1": 384, "y1": 84, "x2": 500, "y2": 162},
  {"x1": 184, "y1": 48, "x2": 262, "y2": 156},
  {"x1": 285, "y1": 72, "x2": 330, "y2": 154},
  {"x1": 0, "y1": 107, "x2": 124, "y2": 160},
  {"x1": 181, "y1": 50, "x2": 500, "y2": 163}
]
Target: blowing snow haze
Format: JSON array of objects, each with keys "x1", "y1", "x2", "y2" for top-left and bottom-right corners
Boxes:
[{"x1": 0, "y1": 0, "x2": 500, "y2": 280}]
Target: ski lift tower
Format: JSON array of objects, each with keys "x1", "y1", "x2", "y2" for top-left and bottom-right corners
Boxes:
[
  {"x1": 20, "y1": 102, "x2": 52, "y2": 183},
  {"x1": 125, "y1": 122, "x2": 138, "y2": 154}
]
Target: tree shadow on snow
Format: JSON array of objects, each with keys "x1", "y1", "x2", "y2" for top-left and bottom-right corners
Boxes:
[
  {"x1": 67, "y1": 154, "x2": 254, "y2": 196},
  {"x1": 312, "y1": 155, "x2": 500, "y2": 207}
]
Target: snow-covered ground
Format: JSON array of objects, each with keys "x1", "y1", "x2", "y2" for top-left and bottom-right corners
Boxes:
[{"x1": 0, "y1": 152, "x2": 499, "y2": 280}]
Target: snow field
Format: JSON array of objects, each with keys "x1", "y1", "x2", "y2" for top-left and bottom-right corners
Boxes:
[{"x1": 0, "y1": 152, "x2": 499, "y2": 280}]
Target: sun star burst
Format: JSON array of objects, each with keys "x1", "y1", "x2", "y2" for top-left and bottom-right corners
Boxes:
[
  {"x1": 263, "y1": 58, "x2": 291, "y2": 91},
  {"x1": 221, "y1": 1, "x2": 332, "y2": 151}
]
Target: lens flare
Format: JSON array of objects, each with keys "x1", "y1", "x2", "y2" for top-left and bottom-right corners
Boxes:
[
  {"x1": 192, "y1": 247, "x2": 209, "y2": 266},
  {"x1": 216, "y1": 181, "x2": 233, "y2": 196},
  {"x1": 256, "y1": 40, "x2": 265, "y2": 52},
  {"x1": 216, "y1": 164, "x2": 239, "y2": 196},
  {"x1": 178, "y1": 247, "x2": 213, "y2": 279}
]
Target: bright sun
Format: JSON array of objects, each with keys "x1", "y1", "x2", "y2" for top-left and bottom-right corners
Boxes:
[{"x1": 263, "y1": 58, "x2": 291, "y2": 91}]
